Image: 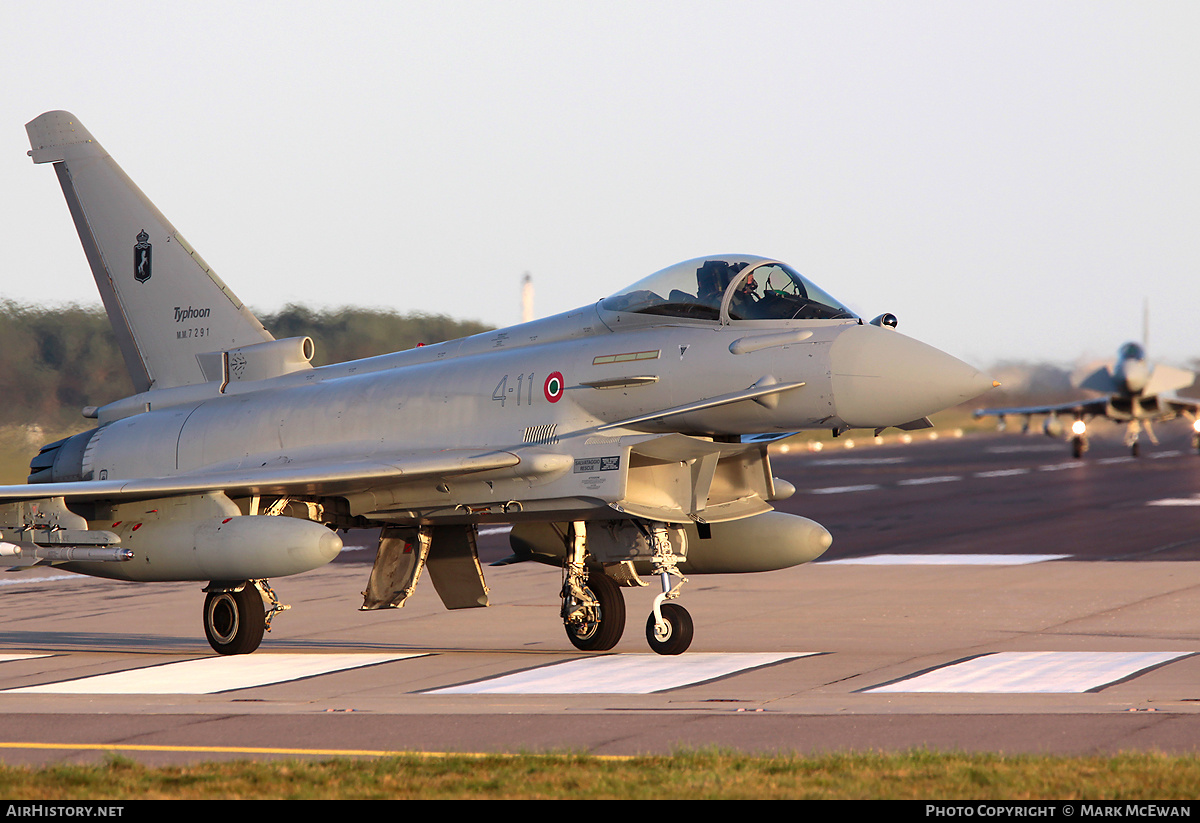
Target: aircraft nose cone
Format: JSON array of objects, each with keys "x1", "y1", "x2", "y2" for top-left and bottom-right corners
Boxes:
[
  {"x1": 1120, "y1": 359, "x2": 1150, "y2": 394},
  {"x1": 830, "y1": 324, "x2": 995, "y2": 428}
]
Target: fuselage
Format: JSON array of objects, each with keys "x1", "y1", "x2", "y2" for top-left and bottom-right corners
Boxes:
[{"x1": 62, "y1": 300, "x2": 983, "y2": 484}]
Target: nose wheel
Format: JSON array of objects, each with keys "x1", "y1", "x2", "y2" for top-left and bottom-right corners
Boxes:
[{"x1": 646, "y1": 602, "x2": 693, "y2": 655}]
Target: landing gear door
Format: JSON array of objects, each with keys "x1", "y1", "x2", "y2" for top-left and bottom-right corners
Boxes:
[
  {"x1": 426, "y1": 525, "x2": 490, "y2": 610},
  {"x1": 361, "y1": 526, "x2": 429, "y2": 610}
]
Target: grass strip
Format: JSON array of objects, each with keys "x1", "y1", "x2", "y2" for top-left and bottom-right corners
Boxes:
[{"x1": 0, "y1": 750, "x2": 1198, "y2": 800}]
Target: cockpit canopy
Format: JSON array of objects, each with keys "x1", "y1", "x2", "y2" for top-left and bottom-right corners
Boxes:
[
  {"x1": 1119, "y1": 342, "x2": 1146, "y2": 361},
  {"x1": 600, "y1": 255, "x2": 856, "y2": 323}
]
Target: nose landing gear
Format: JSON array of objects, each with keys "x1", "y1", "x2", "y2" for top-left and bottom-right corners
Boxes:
[{"x1": 645, "y1": 523, "x2": 692, "y2": 655}]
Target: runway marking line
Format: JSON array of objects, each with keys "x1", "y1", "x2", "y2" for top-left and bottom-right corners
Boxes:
[
  {"x1": 1038, "y1": 461, "x2": 1086, "y2": 472},
  {"x1": 807, "y1": 457, "x2": 910, "y2": 466},
  {"x1": 863, "y1": 651, "x2": 1195, "y2": 694},
  {"x1": 808, "y1": 484, "x2": 881, "y2": 494},
  {"x1": 427, "y1": 652, "x2": 814, "y2": 695},
  {"x1": 2, "y1": 653, "x2": 423, "y2": 695},
  {"x1": 803, "y1": 446, "x2": 1193, "y2": 494},
  {"x1": 896, "y1": 476, "x2": 961, "y2": 486}
]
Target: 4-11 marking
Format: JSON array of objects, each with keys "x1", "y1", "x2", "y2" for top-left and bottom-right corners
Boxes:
[{"x1": 493, "y1": 373, "x2": 535, "y2": 407}]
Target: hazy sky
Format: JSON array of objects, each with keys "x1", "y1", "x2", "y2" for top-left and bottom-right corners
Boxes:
[{"x1": 2, "y1": 1, "x2": 1196, "y2": 370}]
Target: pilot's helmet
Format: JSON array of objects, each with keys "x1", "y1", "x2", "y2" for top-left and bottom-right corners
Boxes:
[{"x1": 696, "y1": 260, "x2": 730, "y2": 297}]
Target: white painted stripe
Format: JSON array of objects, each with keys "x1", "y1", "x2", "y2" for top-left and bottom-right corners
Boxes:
[
  {"x1": 428, "y1": 653, "x2": 813, "y2": 695},
  {"x1": 0, "y1": 575, "x2": 104, "y2": 588},
  {"x1": 0, "y1": 654, "x2": 51, "y2": 663},
  {"x1": 478, "y1": 525, "x2": 513, "y2": 536},
  {"x1": 897, "y1": 476, "x2": 961, "y2": 486},
  {"x1": 1151, "y1": 450, "x2": 1183, "y2": 459},
  {"x1": 822, "y1": 554, "x2": 1069, "y2": 565},
  {"x1": 986, "y1": 445, "x2": 1064, "y2": 453},
  {"x1": 865, "y1": 651, "x2": 1191, "y2": 693},
  {"x1": 808, "y1": 484, "x2": 881, "y2": 495},
  {"x1": 1039, "y1": 461, "x2": 1085, "y2": 471},
  {"x1": 808, "y1": 458, "x2": 910, "y2": 466},
  {"x1": 5, "y1": 653, "x2": 422, "y2": 695},
  {"x1": 974, "y1": 468, "x2": 1031, "y2": 478},
  {"x1": 1098, "y1": 457, "x2": 1135, "y2": 465},
  {"x1": 1148, "y1": 497, "x2": 1200, "y2": 507}
]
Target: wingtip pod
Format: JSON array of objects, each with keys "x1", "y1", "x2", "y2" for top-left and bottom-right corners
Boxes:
[{"x1": 26, "y1": 111, "x2": 101, "y2": 164}]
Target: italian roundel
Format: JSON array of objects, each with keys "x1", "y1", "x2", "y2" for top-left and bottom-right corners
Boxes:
[{"x1": 544, "y1": 371, "x2": 565, "y2": 403}]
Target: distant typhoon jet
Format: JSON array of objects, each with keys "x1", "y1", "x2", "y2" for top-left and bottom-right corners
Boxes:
[
  {"x1": 974, "y1": 341, "x2": 1200, "y2": 458},
  {"x1": 2, "y1": 111, "x2": 993, "y2": 656}
]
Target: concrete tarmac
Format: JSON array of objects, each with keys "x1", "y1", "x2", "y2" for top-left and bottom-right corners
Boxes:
[{"x1": 2, "y1": 425, "x2": 1200, "y2": 764}]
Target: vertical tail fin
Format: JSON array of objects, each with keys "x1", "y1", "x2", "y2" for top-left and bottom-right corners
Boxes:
[{"x1": 26, "y1": 111, "x2": 273, "y2": 393}]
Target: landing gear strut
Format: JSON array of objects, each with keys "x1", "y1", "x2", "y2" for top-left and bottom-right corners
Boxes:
[
  {"x1": 561, "y1": 522, "x2": 626, "y2": 651},
  {"x1": 1071, "y1": 435, "x2": 1087, "y2": 459}
]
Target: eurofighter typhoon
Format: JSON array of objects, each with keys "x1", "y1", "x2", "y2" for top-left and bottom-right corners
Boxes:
[
  {"x1": 4, "y1": 111, "x2": 994, "y2": 656},
  {"x1": 975, "y1": 340, "x2": 1200, "y2": 458}
]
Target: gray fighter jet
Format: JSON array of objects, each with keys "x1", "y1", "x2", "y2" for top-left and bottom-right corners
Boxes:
[
  {"x1": 974, "y1": 341, "x2": 1200, "y2": 458},
  {"x1": 3, "y1": 111, "x2": 994, "y2": 656}
]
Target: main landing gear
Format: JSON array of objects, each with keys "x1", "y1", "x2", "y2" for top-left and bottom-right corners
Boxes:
[
  {"x1": 1069, "y1": 419, "x2": 1088, "y2": 458},
  {"x1": 562, "y1": 568, "x2": 626, "y2": 652},
  {"x1": 202, "y1": 580, "x2": 289, "y2": 655},
  {"x1": 560, "y1": 520, "x2": 693, "y2": 655}
]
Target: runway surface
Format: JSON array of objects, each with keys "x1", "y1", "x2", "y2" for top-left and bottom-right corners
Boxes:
[{"x1": 3, "y1": 424, "x2": 1200, "y2": 764}]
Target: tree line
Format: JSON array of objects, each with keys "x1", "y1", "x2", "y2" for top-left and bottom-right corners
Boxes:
[{"x1": 0, "y1": 301, "x2": 492, "y2": 429}]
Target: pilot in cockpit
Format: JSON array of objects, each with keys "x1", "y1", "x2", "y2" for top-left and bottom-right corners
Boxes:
[
  {"x1": 727, "y1": 266, "x2": 761, "y2": 316},
  {"x1": 734, "y1": 270, "x2": 758, "y2": 300},
  {"x1": 695, "y1": 260, "x2": 728, "y2": 304},
  {"x1": 696, "y1": 260, "x2": 753, "y2": 312}
]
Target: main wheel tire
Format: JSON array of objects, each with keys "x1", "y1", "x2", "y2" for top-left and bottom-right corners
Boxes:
[
  {"x1": 204, "y1": 585, "x2": 266, "y2": 655},
  {"x1": 564, "y1": 571, "x2": 626, "y2": 652},
  {"x1": 645, "y1": 602, "x2": 694, "y2": 655}
]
